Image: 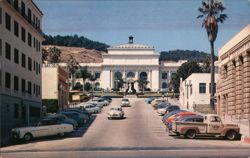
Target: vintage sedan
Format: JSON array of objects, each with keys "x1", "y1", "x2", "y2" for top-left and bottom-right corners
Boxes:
[
  {"x1": 11, "y1": 119, "x2": 74, "y2": 141},
  {"x1": 107, "y1": 106, "x2": 124, "y2": 119},
  {"x1": 121, "y1": 98, "x2": 130, "y2": 107}
]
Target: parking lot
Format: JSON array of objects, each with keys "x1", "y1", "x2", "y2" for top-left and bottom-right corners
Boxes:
[{"x1": 1, "y1": 98, "x2": 250, "y2": 157}]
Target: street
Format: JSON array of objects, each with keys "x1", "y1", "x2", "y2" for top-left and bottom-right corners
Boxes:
[{"x1": 1, "y1": 98, "x2": 250, "y2": 158}]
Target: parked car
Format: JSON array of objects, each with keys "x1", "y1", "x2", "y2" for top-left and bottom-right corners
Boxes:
[
  {"x1": 107, "y1": 106, "x2": 125, "y2": 119},
  {"x1": 46, "y1": 114, "x2": 78, "y2": 129},
  {"x1": 151, "y1": 99, "x2": 167, "y2": 109},
  {"x1": 62, "y1": 108, "x2": 91, "y2": 120},
  {"x1": 164, "y1": 111, "x2": 195, "y2": 126},
  {"x1": 92, "y1": 97, "x2": 109, "y2": 106},
  {"x1": 145, "y1": 97, "x2": 156, "y2": 104},
  {"x1": 59, "y1": 111, "x2": 88, "y2": 125},
  {"x1": 88, "y1": 99, "x2": 106, "y2": 109},
  {"x1": 164, "y1": 105, "x2": 180, "y2": 114},
  {"x1": 11, "y1": 119, "x2": 73, "y2": 141},
  {"x1": 162, "y1": 110, "x2": 186, "y2": 123},
  {"x1": 83, "y1": 103, "x2": 101, "y2": 114},
  {"x1": 156, "y1": 103, "x2": 170, "y2": 115},
  {"x1": 101, "y1": 96, "x2": 112, "y2": 103},
  {"x1": 171, "y1": 114, "x2": 240, "y2": 140},
  {"x1": 168, "y1": 115, "x2": 203, "y2": 130},
  {"x1": 121, "y1": 98, "x2": 130, "y2": 107}
]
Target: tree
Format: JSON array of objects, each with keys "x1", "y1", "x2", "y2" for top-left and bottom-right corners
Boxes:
[
  {"x1": 42, "y1": 48, "x2": 49, "y2": 63},
  {"x1": 66, "y1": 55, "x2": 79, "y2": 90},
  {"x1": 79, "y1": 66, "x2": 91, "y2": 94},
  {"x1": 197, "y1": 0, "x2": 227, "y2": 111},
  {"x1": 138, "y1": 77, "x2": 149, "y2": 94},
  {"x1": 170, "y1": 61, "x2": 202, "y2": 93},
  {"x1": 48, "y1": 47, "x2": 61, "y2": 63},
  {"x1": 89, "y1": 74, "x2": 97, "y2": 99},
  {"x1": 84, "y1": 82, "x2": 91, "y2": 92},
  {"x1": 202, "y1": 55, "x2": 211, "y2": 73}
]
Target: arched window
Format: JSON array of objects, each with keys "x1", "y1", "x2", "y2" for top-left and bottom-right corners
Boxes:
[
  {"x1": 127, "y1": 71, "x2": 135, "y2": 78},
  {"x1": 162, "y1": 82, "x2": 167, "y2": 88},
  {"x1": 114, "y1": 71, "x2": 122, "y2": 79},
  {"x1": 139, "y1": 72, "x2": 147, "y2": 80}
]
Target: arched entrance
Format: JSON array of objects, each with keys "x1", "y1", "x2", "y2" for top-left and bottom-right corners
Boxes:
[
  {"x1": 126, "y1": 71, "x2": 136, "y2": 94},
  {"x1": 113, "y1": 71, "x2": 123, "y2": 89}
]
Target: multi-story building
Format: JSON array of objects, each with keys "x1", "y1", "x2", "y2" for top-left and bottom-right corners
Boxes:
[
  {"x1": 42, "y1": 63, "x2": 69, "y2": 112},
  {"x1": 217, "y1": 24, "x2": 250, "y2": 120},
  {"x1": 179, "y1": 73, "x2": 218, "y2": 113},
  {"x1": 0, "y1": 0, "x2": 44, "y2": 145},
  {"x1": 59, "y1": 37, "x2": 186, "y2": 92}
]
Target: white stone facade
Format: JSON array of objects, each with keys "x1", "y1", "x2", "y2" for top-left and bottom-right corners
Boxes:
[
  {"x1": 179, "y1": 73, "x2": 218, "y2": 112},
  {"x1": 59, "y1": 37, "x2": 186, "y2": 92}
]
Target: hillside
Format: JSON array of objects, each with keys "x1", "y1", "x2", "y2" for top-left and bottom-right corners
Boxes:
[
  {"x1": 159, "y1": 50, "x2": 218, "y2": 62},
  {"x1": 43, "y1": 35, "x2": 109, "y2": 52},
  {"x1": 43, "y1": 45, "x2": 103, "y2": 63}
]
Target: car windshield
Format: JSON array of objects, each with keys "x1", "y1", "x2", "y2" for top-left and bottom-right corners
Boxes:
[
  {"x1": 122, "y1": 99, "x2": 128, "y2": 101},
  {"x1": 110, "y1": 108, "x2": 121, "y2": 111}
]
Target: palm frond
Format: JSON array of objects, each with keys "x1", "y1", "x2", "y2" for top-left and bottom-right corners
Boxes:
[{"x1": 197, "y1": 15, "x2": 204, "y2": 18}]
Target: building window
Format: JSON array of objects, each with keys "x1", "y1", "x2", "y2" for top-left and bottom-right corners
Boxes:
[
  {"x1": 5, "y1": 13, "x2": 11, "y2": 31},
  {"x1": 33, "y1": 37, "x2": 36, "y2": 48},
  {"x1": 33, "y1": 61, "x2": 36, "y2": 70},
  {"x1": 21, "y1": 79, "x2": 26, "y2": 92},
  {"x1": 36, "y1": 40, "x2": 38, "y2": 52},
  {"x1": 95, "y1": 72, "x2": 100, "y2": 79},
  {"x1": 14, "y1": 75, "x2": 19, "y2": 91},
  {"x1": 5, "y1": 42, "x2": 11, "y2": 60},
  {"x1": 13, "y1": 0, "x2": 19, "y2": 11},
  {"x1": 28, "y1": 81, "x2": 32, "y2": 94},
  {"x1": 14, "y1": 21, "x2": 19, "y2": 37},
  {"x1": 28, "y1": 8, "x2": 32, "y2": 23},
  {"x1": 14, "y1": 48, "x2": 19, "y2": 64},
  {"x1": 28, "y1": 57, "x2": 32, "y2": 71},
  {"x1": 38, "y1": 64, "x2": 41, "y2": 74},
  {"x1": 162, "y1": 73, "x2": 168, "y2": 79},
  {"x1": 0, "y1": 8, "x2": 2, "y2": 25},
  {"x1": 38, "y1": 85, "x2": 40, "y2": 96},
  {"x1": 14, "y1": 104, "x2": 19, "y2": 119},
  {"x1": 190, "y1": 85, "x2": 193, "y2": 95},
  {"x1": 0, "y1": 38, "x2": 2, "y2": 56},
  {"x1": 5, "y1": 72, "x2": 11, "y2": 89},
  {"x1": 33, "y1": 83, "x2": 36, "y2": 94},
  {"x1": 38, "y1": 42, "x2": 40, "y2": 52},
  {"x1": 199, "y1": 83, "x2": 206, "y2": 94},
  {"x1": 22, "y1": 53, "x2": 26, "y2": 68},
  {"x1": 36, "y1": 84, "x2": 38, "y2": 96},
  {"x1": 36, "y1": 62, "x2": 38, "y2": 74},
  {"x1": 21, "y1": 1, "x2": 25, "y2": 17},
  {"x1": 28, "y1": 33, "x2": 32, "y2": 47},
  {"x1": 162, "y1": 82, "x2": 167, "y2": 88},
  {"x1": 21, "y1": 27, "x2": 26, "y2": 42},
  {"x1": 0, "y1": 70, "x2": 2, "y2": 86}
]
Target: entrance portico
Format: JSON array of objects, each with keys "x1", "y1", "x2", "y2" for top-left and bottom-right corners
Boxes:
[{"x1": 100, "y1": 36, "x2": 160, "y2": 92}]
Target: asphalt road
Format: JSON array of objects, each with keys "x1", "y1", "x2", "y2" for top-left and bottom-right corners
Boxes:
[{"x1": 1, "y1": 98, "x2": 250, "y2": 158}]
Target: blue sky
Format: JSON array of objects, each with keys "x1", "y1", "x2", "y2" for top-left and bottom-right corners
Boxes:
[{"x1": 34, "y1": 0, "x2": 250, "y2": 54}]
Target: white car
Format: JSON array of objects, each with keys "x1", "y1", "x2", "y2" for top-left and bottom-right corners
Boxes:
[
  {"x1": 88, "y1": 98, "x2": 106, "y2": 109},
  {"x1": 11, "y1": 119, "x2": 74, "y2": 141},
  {"x1": 121, "y1": 98, "x2": 130, "y2": 107},
  {"x1": 83, "y1": 103, "x2": 101, "y2": 114},
  {"x1": 107, "y1": 106, "x2": 125, "y2": 119}
]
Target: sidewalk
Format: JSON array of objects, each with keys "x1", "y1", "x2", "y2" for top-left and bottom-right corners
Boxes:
[{"x1": 167, "y1": 98, "x2": 250, "y2": 144}]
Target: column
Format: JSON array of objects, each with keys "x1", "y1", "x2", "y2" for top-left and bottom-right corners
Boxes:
[
  {"x1": 227, "y1": 60, "x2": 236, "y2": 118},
  {"x1": 243, "y1": 52, "x2": 250, "y2": 119},
  {"x1": 110, "y1": 70, "x2": 113, "y2": 89},
  {"x1": 134, "y1": 71, "x2": 139, "y2": 91},
  {"x1": 148, "y1": 70, "x2": 152, "y2": 88},
  {"x1": 235, "y1": 56, "x2": 244, "y2": 119}
]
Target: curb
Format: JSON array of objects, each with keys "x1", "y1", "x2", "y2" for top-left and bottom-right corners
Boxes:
[{"x1": 241, "y1": 135, "x2": 250, "y2": 144}]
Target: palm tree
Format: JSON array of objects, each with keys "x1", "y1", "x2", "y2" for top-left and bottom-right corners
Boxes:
[
  {"x1": 89, "y1": 74, "x2": 96, "y2": 99},
  {"x1": 48, "y1": 47, "x2": 61, "y2": 63},
  {"x1": 80, "y1": 66, "x2": 91, "y2": 94},
  {"x1": 66, "y1": 55, "x2": 79, "y2": 90},
  {"x1": 197, "y1": 0, "x2": 227, "y2": 111},
  {"x1": 42, "y1": 48, "x2": 49, "y2": 63}
]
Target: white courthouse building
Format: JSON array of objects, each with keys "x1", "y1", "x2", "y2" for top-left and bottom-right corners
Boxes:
[
  {"x1": 60, "y1": 36, "x2": 186, "y2": 92},
  {"x1": 0, "y1": 0, "x2": 44, "y2": 145}
]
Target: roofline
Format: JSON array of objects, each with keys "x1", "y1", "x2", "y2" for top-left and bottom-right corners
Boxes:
[{"x1": 31, "y1": 0, "x2": 43, "y2": 16}]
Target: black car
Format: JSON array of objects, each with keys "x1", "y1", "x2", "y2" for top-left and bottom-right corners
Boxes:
[
  {"x1": 101, "y1": 96, "x2": 112, "y2": 103},
  {"x1": 165, "y1": 105, "x2": 180, "y2": 114}
]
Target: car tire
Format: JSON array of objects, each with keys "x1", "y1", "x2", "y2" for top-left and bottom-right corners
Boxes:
[
  {"x1": 185, "y1": 130, "x2": 196, "y2": 139},
  {"x1": 225, "y1": 130, "x2": 237, "y2": 140},
  {"x1": 24, "y1": 133, "x2": 33, "y2": 141}
]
